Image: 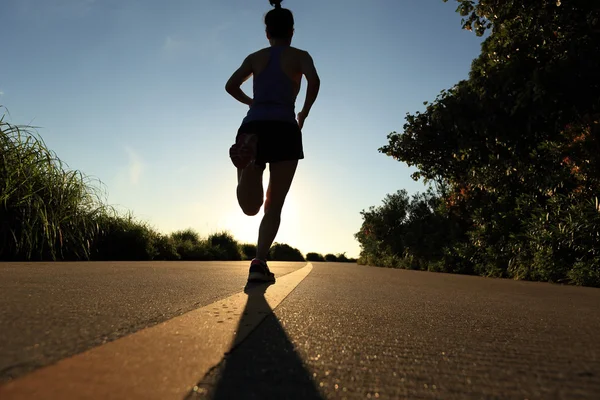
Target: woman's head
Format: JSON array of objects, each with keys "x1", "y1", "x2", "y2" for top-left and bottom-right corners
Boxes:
[{"x1": 265, "y1": 0, "x2": 294, "y2": 40}]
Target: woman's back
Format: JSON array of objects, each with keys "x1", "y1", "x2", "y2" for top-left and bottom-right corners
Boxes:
[{"x1": 243, "y1": 45, "x2": 308, "y2": 124}]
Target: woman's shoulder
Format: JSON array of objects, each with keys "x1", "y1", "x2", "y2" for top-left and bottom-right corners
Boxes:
[
  {"x1": 248, "y1": 47, "x2": 271, "y2": 58},
  {"x1": 248, "y1": 46, "x2": 310, "y2": 60},
  {"x1": 289, "y1": 46, "x2": 310, "y2": 55}
]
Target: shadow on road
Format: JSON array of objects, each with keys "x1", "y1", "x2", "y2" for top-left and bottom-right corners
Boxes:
[{"x1": 187, "y1": 281, "x2": 324, "y2": 400}]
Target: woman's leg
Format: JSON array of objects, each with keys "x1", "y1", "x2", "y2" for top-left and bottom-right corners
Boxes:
[
  {"x1": 256, "y1": 160, "x2": 298, "y2": 260},
  {"x1": 236, "y1": 164, "x2": 264, "y2": 216}
]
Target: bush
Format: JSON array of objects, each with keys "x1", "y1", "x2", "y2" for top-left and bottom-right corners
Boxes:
[
  {"x1": 90, "y1": 214, "x2": 159, "y2": 261},
  {"x1": 240, "y1": 243, "x2": 257, "y2": 260},
  {"x1": 171, "y1": 228, "x2": 201, "y2": 245},
  {"x1": 208, "y1": 231, "x2": 242, "y2": 261},
  {"x1": 324, "y1": 254, "x2": 337, "y2": 262},
  {"x1": 306, "y1": 252, "x2": 324, "y2": 261},
  {"x1": 269, "y1": 243, "x2": 305, "y2": 261},
  {"x1": 154, "y1": 234, "x2": 180, "y2": 260},
  {"x1": 336, "y1": 253, "x2": 349, "y2": 262}
]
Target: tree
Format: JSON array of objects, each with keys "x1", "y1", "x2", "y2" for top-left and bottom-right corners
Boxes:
[{"x1": 371, "y1": 0, "x2": 600, "y2": 285}]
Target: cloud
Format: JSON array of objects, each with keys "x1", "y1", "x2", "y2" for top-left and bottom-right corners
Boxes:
[
  {"x1": 125, "y1": 147, "x2": 144, "y2": 185},
  {"x1": 0, "y1": 90, "x2": 4, "y2": 96}
]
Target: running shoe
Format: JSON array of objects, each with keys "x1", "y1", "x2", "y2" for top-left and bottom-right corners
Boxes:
[
  {"x1": 247, "y1": 258, "x2": 276, "y2": 283},
  {"x1": 229, "y1": 133, "x2": 257, "y2": 169}
]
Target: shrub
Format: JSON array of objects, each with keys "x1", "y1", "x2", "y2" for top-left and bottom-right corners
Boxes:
[
  {"x1": 336, "y1": 253, "x2": 349, "y2": 262},
  {"x1": 171, "y1": 228, "x2": 201, "y2": 245},
  {"x1": 269, "y1": 243, "x2": 305, "y2": 261},
  {"x1": 154, "y1": 234, "x2": 180, "y2": 260},
  {"x1": 306, "y1": 252, "x2": 324, "y2": 261},
  {"x1": 90, "y1": 213, "x2": 160, "y2": 261},
  {"x1": 240, "y1": 243, "x2": 257, "y2": 260},
  {"x1": 324, "y1": 253, "x2": 337, "y2": 262},
  {"x1": 208, "y1": 231, "x2": 242, "y2": 261}
]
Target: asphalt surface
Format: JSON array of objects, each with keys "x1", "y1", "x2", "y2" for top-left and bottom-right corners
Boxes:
[
  {"x1": 191, "y1": 263, "x2": 600, "y2": 399},
  {"x1": 2, "y1": 261, "x2": 600, "y2": 399},
  {"x1": 0, "y1": 261, "x2": 302, "y2": 382}
]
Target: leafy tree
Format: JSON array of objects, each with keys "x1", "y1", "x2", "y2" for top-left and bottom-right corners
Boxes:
[{"x1": 367, "y1": 0, "x2": 600, "y2": 285}]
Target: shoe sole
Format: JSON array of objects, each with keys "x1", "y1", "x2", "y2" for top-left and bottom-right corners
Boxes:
[
  {"x1": 229, "y1": 147, "x2": 253, "y2": 169},
  {"x1": 247, "y1": 272, "x2": 276, "y2": 283},
  {"x1": 230, "y1": 134, "x2": 258, "y2": 169}
]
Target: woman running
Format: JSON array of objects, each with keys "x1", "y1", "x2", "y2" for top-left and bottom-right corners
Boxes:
[{"x1": 225, "y1": 0, "x2": 320, "y2": 283}]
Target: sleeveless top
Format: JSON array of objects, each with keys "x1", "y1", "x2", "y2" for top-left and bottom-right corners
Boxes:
[{"x1": 242, "y1": 46, "x2": 298, "y2": 124}]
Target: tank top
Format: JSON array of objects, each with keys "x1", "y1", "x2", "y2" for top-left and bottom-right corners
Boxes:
[{"x1": 242, "y1": 46, "x2": 298, "y2": 124}]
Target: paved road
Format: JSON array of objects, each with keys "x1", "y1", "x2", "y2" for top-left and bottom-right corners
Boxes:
[
  {"x1": 1, "y1": 261, "x2": 599, "y2": 399},
  {"x1": 0, "y1": 261, "x2": 303, "y2": 382}
]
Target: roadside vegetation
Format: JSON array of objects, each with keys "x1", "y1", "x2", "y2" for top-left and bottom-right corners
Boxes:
[
  {"x1": 356, "y1": 0, "x2": 600, "y2": 287},
  {"x1": 0, "y1": 114, "x2": 352, "y2": 263}
]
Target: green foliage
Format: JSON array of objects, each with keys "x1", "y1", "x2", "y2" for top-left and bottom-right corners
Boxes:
[
  {"x1": 172, "y1": 238, "x2": 216, "y2": 261},
  {"x1": 355, "y1": 188, "x2": 467, "y2": 272},
  {"x1": 364, "y1": 0, "x2": 600, "y2": 286},
  {"x1": 208, "y1": 231, "x2": 242, "y2": 261},
  {"x1": 336, "y1": 253, "x2": 349, "y2": 262},
  {"x1": 0, "y1": 116, "x2": 104, "y2": 260},
  {"x1": 153, "y1": 234, "x2": 180, "y2": 260},
  {"x1": 324, "y1": 254, "x2": 337, "y2": 262},
  {"x1": 1, "y1": 112, "x2": 355, "y2": 264},
  {"x1": 171, "y1": 228, "x2": 201, "y2": 245},
  {"x1": 269, "y1": 242, "x2": 305, "y2": 261},
  {"x1": 306, "y1": 252, "x2": 324, "y2": 262},
  {"x1": 90, "y1": 213, "x2": 159, "y2": 261},
  {"x1": 306, "y1": 252, "x2": 355, "y2": 263},
  {"x1": 240, "y1": 243, "x2": 257, "y2": 260}
]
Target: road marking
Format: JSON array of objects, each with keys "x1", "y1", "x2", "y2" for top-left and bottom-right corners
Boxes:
[{"x1": 0, "y1": 263, "x2": 314, "y2": 400}]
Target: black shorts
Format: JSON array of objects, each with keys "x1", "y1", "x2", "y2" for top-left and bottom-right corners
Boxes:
[{"x1": 237, "y1": 120, "x2": 304, "y2": 168}]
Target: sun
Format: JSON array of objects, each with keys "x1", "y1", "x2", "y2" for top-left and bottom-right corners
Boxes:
[{"x1": 221, "y1": 189, "x2": 303, "y2": 247}]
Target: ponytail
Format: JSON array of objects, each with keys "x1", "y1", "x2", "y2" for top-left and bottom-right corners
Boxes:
[
  {"x1": 265, "y1": 0, "x2": 294, "y2": 39},
  {"x1": 269, "y1": 0, "x2": 282, "y2": 9}
]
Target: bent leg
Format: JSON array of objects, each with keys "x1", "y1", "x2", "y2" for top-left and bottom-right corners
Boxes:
[
  {"x1": 256, "y1": 160, "x2": 298, "y2": 260},
  {"x1": 237, "y1": 164, "x2": 264, "y2": 216}
]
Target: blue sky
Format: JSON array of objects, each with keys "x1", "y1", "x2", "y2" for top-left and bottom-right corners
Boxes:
[{"x1": 2, "y1": 0, "x2": 484, "y2": 258}]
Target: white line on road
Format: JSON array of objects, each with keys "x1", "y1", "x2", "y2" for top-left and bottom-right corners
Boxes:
[{"x1": 0, "y1": 263, "x2": 314, "y2": 400}]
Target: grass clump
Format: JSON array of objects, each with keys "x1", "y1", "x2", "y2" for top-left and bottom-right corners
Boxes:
[{"x1": 0, "y1": 114, "x2": 105, "y2": 260}]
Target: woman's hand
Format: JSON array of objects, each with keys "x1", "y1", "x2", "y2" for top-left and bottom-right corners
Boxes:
[{"x1": 297, "y1": 110, "x2": 308, "y2": 129}]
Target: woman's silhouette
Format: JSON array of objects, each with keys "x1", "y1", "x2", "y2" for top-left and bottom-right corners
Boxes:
[{"x1": 226, "y1": 0, "x2": 320, "y2": 283}]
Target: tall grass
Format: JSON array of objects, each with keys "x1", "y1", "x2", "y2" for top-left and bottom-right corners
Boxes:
[
  {"x1": 0, "y1": 114, "x2": 106, "y2": 260},
  {"x1": 1, "y1": 111, "x2": 349, "y2": 262}
]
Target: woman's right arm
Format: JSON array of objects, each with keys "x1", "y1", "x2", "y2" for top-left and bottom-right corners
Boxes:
[{"x1": 298, "y1": 51, "x2": 320, "y2": 129}]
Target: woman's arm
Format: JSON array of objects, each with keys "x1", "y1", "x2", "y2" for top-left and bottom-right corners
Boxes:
[
  {"x1": 297, "y1": 51, "x2": 320, "y2": 128},
  {"x1": 225, "y1": 55, "x2": 254, "y2": 107}
]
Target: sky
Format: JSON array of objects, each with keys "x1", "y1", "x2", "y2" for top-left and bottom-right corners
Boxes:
[{"x1": 2, "y1": 0, "x2": 484, "y2": 259}]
